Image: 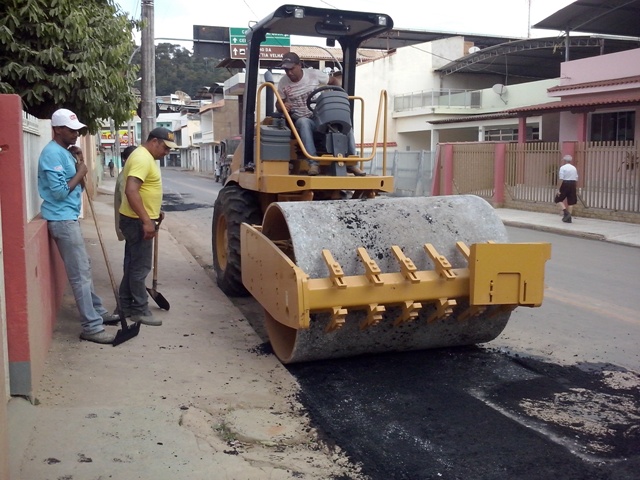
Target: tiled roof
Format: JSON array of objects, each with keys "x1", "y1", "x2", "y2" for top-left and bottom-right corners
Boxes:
[
  {"x1": 548, "y1": 75, "x2": 640, "y2": 93},
  {"x1": 508, "y1": 91, "x2": 640, "y2": 114},
  {"x1": 291, "y1": 45, "x2": 386, "y2": 64}
]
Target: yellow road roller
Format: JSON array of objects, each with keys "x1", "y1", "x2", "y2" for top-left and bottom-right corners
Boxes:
[{"x1": 212, "y1": 5, "x2": 551, "y2": 363}]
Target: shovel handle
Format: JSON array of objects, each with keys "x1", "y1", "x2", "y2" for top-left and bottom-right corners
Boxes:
[{"x1": 152, "y1": 229, "x2": 159, "y2": 288}]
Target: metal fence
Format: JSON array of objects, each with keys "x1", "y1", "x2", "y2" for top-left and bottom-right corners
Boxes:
[
  {"x1": 577, "y1": 141, "x2": 639, "y2": 212},
  {"x1": 451, "y1": 143, "x2": 495, "y2": 199},
  {"x1": 435, "y1": 140, "x2": 640, "y2": 219},
  {"x1": 364, "y1": 149, "x2": 435, "y2": 197},
  {"x1": 506, "y1": 142, "x2": 560, "y2": 204},
  {"x1": 394, "y1": 89, "x2": 482, "y2": 112}
]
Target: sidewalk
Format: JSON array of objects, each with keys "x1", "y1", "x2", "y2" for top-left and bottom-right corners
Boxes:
[
  {"x1": 495, "y1": 208, "x2": 640, "y2": 248},
  {"x1": 8, "y1": 179, "x2": 365, "y2": 480},
  {"x1": 8, "y1": 181, "x2": 639, "y2": 479}
]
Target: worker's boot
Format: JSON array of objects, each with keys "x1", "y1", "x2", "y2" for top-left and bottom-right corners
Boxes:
[
  {"x1": 346, "y1": 165, "x2": 366, "y2": 176},
  {"x1": 308, "y1": 164, "x2": 320, "y2": 176}
]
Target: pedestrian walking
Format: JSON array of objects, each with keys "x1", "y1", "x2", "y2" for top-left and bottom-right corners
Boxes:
[
  {"x1": 108, "y1": 159, "x2": 115, "y2": 177},
  {"x1": 555, "y1": 154, "x2": 578, "y2": 223},
  {"x1": 37, "y1": 108, "x2": 120, "y2": 344},
  {"x1": 118, "y1": 127, "x2": 176, "y2": 326}
]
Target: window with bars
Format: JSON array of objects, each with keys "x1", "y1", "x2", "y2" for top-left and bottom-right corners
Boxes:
[
  {"x1": 590, "y1": 111, "x2": 635, "y2": 141},
  {"x1": 484, "y1": 127, "x2": 539, "y2": 142}
]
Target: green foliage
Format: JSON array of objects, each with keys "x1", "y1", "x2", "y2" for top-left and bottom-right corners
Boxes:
[
  {"x1": 0, "y1": 0, "x2": 140, "y2": 132},
  {"x1": 131, "y1": 42, "x2": 236, "y2": 98}
]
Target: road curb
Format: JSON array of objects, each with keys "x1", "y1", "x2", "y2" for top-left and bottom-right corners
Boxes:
[{"x1": 502, "y1": 220, "x2": 607, "y2": 242}]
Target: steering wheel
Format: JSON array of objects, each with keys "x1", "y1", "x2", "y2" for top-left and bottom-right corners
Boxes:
[{"x1": 306, "y1": 85, "x2": 347, "y2": 112}]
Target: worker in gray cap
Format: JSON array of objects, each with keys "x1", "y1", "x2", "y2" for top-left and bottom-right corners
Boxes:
[
  {"x1": 118, "y1": 127, "x2": 177, "y2": 327},
  {"x1": 556, "y1": 154, "x2": 578, "y2": 223}
]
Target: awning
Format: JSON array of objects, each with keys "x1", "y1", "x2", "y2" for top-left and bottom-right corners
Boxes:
[{"x1": 533, "y1": 0, "x2": 640, "y2": 38}]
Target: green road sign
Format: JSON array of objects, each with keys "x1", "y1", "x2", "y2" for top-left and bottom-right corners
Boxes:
[{"x1": 229, "y1": 28, "x2": 290, "y2": 47}]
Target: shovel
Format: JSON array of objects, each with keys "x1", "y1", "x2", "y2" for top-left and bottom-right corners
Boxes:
[
  {"x1": 147, "y1": 232, "x2": 170, "y2": 310},
  {"x1": 85, "y1": 194, "x2": 141, "y2": 346}
]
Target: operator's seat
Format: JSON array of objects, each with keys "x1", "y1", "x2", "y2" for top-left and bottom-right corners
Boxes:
[
  {"x1": 312, "y1": 88, "x2": 352, "y2": 157},
  {"x1": 313, "y1": 89, "x2": 352, "y2": 134}
]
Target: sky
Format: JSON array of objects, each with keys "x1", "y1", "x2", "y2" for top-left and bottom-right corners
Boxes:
[{"x1": 115, "y1": 0, "x2": 577, "y2": 50}]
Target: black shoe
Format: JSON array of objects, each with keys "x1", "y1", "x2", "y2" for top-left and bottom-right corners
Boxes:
[{"x1": 562, "y1": 214, "x2": 572, "y2": 223}]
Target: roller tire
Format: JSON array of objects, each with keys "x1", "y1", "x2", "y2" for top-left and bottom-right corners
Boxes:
[
  {"x1": 212, "y1": 184, "x2": 262, "y2": 296},
  {"x1": 220, "y1": 165, "x2": 230, "y2": 185}
]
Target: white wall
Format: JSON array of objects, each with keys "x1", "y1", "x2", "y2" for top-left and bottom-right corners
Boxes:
[{"x1": 352, "y1": 37, "x2": 558, "y2": 149}]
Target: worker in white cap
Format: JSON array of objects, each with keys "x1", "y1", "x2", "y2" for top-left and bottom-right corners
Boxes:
[{"x1": 38, "y1": 109, "x2": 120, "y2": 344}]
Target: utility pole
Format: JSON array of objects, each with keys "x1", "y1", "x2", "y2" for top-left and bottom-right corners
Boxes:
[{"x1": 141, "y1": 0, "x2": 156, "y2": 142}]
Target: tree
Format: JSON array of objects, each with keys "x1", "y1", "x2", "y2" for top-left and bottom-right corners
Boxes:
[
  {"x1": 0, "y1": 0, "x2": 140, "y2": 132},
  {"x1": 131, "y1": 42, "x2": 235, "y2": 99}
]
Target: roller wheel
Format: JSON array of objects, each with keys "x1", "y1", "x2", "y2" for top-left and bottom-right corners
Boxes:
[
  {"x1": 260, "y1": 195, "x2": 513, "y2": 363},
  {"x1": 212, "y1": 184, "x2": 262, "y2": 296}
]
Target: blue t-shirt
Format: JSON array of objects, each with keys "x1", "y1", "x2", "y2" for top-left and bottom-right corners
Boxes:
[{"x1": 38, "y1": 141, "x2": 82, "y2": 221}]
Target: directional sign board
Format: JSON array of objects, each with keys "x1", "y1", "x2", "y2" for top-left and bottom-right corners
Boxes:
[{"x1": 229, "y1": 27, "x2": 290, "y2": 60}]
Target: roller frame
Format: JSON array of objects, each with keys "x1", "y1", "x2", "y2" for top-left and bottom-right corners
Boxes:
[{"x1": 241, "y1": 222, "x2": 551, "y2": 332}]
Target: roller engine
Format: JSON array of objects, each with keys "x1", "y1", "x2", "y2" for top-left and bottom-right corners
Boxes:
[{"x1": 212, "y1": 4, "x2": 551, "y2": 363}]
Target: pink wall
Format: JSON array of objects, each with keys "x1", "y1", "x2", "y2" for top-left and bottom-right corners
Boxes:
[
  {"x1": 0, "y1": 95, "x2": 67, "y2": 402},
  {"x1": 559, "y1": 48, "x2": 640, "y2": 86}
]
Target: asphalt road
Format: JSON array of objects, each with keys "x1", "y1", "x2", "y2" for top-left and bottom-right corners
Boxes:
[{"x1": 161, "y1": 168, "x2": 640, "y2": 480}]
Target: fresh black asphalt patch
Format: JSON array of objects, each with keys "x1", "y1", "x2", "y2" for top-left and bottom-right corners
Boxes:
[
  {"x1": 288, "y1": 347, "x2": 640, "y2": 480},
  {"x1": 162, "y1": 192, "x2": 210, "y2": 212}
]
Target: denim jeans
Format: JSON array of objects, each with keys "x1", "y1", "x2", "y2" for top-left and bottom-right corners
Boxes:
[
  {"x1": 118, "y1": 215, "x2": 153, "y2": 317},
  {"x1": 295, "y1": 116, "x2": 356, "y2": 164},
  {"x1": 47, "y1": 220, "x2": 109, "y2": 334}
]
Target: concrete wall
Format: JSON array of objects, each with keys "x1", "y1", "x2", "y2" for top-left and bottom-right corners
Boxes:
[
  {"x1": 213, "y1": 98, "x2": 240, "y2": 140},
  {"x1": 0, "y1": 195, "x2": 8, "y2": 480},
  {"x1": 559, "y1": 48, "x2": 640, "y2": 86}
]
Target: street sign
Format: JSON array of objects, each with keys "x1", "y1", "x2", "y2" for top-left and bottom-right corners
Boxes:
[{"x1": 229, "y1": 27, "x2": 290, "y2": 60}]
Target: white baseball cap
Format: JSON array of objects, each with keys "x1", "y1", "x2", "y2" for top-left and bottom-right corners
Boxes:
[
  {"x1": 51, "y1": 109, "x2": 86, "y2": 130},
  {"x1": 563, "y1": 155, "x2": 573, "y2": 162}
]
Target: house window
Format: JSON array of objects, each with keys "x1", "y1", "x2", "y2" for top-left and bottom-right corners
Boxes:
[
  {"x1": 484, "y1": 127, "x2": 539, "y2": 141},
  {"x1": 590, "y1": 111, "x2": 635, "y2": 141}
]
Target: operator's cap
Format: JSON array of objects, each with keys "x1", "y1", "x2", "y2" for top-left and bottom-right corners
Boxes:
[
  {"x1": 51, "y1": 108, "x2": 86, "y2": 130},
  {"x1": 279, "y1": 52, "x2": 300, "y2": 69},
  {"x1": 149, "y1": 127, "x2": 178, "y2": 149},
  {"x1": 563, "y1": 154, "x2": 573, "y2": 162}
]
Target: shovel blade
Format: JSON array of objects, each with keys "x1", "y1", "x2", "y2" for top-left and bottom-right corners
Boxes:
[
  {"x1": 112, "y1": 321, "x2": 141, "y2": 346},
  {"x1": 147, "y1": 287, "x2": 170, "y2": 311}
]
